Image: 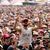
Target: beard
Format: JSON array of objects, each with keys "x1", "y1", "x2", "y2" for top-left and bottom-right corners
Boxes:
[{"x1": 23, "y1": 24, "x2": 28, "y2": 27}]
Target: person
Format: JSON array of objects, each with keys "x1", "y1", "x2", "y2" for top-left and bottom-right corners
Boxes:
[
  {"x1": 34, "y1": 40, "x2": 46, "y2": 50},
  {"x1": 40, "y1": 45, "x2": 46, "y2": 50},
  {"x1": 7, "y1": 36, "x2": 19, "y2": 50},
  {"x1": 18, "y1": 18, "x2": 32, "y2": 46},
  {"x1": 32, "y1": 31, "x2": 38, "y2": 50},
  {"x1": 47, "y1": 40, "x2": 50, "y2": 50},
  {"x1": 18, "y1": 18, "x2": 38, "y2": 46},
  {"x1": 20, "y1": 42, "x2": 33, "y2": 50},
  {"x1": 7, "y1": 37, "x2": 15, "y2": 50},
  {"x1": 15, "y1": 26, "x2": 21, "y2": 41},
  {"x1": 2, "y1": 33, "x2": 10, "y2": 50}
]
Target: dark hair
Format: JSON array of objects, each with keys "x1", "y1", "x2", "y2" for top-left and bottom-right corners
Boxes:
[
  {"x1": 10, "y1": 38, "x2": 15, "y2": 45},
  {"x1": 35, "y1": 40, "x2": 40, "y2": 45},
  {"x1": 37, "y1": 37, "x2": 42, "y2": 40},
  {"x1": 22, "y1": 19, "x2": 28, "y2": 23}
]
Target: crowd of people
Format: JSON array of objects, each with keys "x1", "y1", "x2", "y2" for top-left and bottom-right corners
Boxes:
[{"x1": 0, "y1": 5, "x2": 50, "y2": 50}]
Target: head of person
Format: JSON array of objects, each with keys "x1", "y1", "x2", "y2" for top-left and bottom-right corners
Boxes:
[
  {"x1": 33, "y1": 31, "x2": 38, "y2": 40},
  {"x1": 15, "y1": 26, "x2": 21, "y2": 39},
  {"x1": 2, "y1": 33, "x2": 10, "y2": 45},
  {"x1": 48, "y1": 40, "x2": 50, "y2": 48},
  {"x1": 35, "y1": 39, "x2": 40, "y2": 45},
  {"x1": 41, "y1": 24, "x2": 47, "y2": 31},
  {"x1": 40, "y1": 40, "x2": 43, "y2": 45},
  {"x1": 10, "y1": 37, "x2": 15, "y2": 45},
  {"x1": 22, "y1": 42, "x2": 29, "y2": 48},
  {"x1": 22, "y1": 18, "x2": 28, "y2": 27},
  {"x1": 40, "y1": 45, "x2": 46, "y2": 50},
  {"x1": 39, "y1": 31, "x2": 44, "y2": 36}
]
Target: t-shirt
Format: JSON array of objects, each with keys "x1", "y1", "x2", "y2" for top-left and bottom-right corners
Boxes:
[
  {"x1": 18, "y1": 27, "x2": 32, "y2": 45},
  {"x1": 7, "y1": 46, "x2": 14, "y2": 50},
  {"x1": 3, "y1": 44, "x2": 9, "y2": 50}
]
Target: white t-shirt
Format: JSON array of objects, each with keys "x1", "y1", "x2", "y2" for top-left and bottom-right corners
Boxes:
[{"x1": 18, "y1": 27, "x2": 32, "y2": 45}]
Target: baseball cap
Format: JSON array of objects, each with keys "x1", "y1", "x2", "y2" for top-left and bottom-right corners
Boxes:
[{"x1": 2, "y1": 33, "x2": 10, "y2": 39}]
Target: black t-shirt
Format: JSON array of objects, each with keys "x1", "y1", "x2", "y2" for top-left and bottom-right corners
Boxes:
[
  {"x1": 3, "y1": 44, "x2": 9, "y2": 50},
  {"x1": 7, "y1": 46, "x2": 14, "y2": 50}
]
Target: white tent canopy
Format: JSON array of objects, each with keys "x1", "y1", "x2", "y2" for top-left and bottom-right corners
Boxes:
[
  {"x1": 0, "y1": 0, "x2": 25, "y2": 5},
  {"x1": 12, "y1": 2, "x2": 23, "y2": 5},
  {"x1": 0, "y1": 0, "x2": 10, "y2": 5}
]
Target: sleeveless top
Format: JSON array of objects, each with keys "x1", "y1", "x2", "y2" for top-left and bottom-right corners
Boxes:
[{"x1": 18, "y1": 27, "x2": 32, "y2": 45}]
